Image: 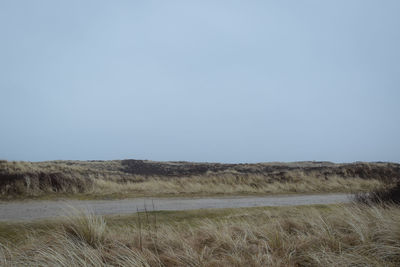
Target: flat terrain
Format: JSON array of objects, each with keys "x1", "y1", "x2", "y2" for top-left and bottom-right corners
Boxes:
[{"x1": 0, "y1": 193, "x2": 350, "y2": 221}]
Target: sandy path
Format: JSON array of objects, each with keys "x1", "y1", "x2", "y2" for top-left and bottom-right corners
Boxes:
[{"x1": 0, "y1": 194, "x2": 352, "y2": 221}]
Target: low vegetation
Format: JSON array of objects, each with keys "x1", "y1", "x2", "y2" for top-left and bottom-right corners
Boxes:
[
  {"x1": 1, "y1": 160, "x2": 398, "y2": 199},
  {"x1": 1, "y1": 202, "x2": 399, "y2": 266},
  {"x1": 355, "y1": 181, "x2": 400, "y2": 205},
  {"x1": 1, "y1": 179, "x2": 400, "y2": 266}
]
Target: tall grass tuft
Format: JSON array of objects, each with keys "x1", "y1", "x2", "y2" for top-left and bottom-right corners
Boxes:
[
  {"x1": 2, "y1": 203, "x2": 400, "y2": 266},
  {"x1": 62, "y1": 208, "x2": 106, "y2": 248}
]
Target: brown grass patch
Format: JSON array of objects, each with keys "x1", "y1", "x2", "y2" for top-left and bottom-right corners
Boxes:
[
  {"x1": 1, "y1": 160, "x2": 398, "y2": 199},
  {"x1": 1, "y1": 203, "x2": 399, "y2": 266}
]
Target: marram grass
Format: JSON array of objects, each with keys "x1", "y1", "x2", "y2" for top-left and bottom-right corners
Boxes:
[{"x1": 1, "y1": 203, "x2": 400, "y2": 266}]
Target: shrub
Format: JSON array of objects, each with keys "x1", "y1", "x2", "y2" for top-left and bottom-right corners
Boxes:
[{"x1": 354, "y1": 181, "x2": 400, "y2": 205}]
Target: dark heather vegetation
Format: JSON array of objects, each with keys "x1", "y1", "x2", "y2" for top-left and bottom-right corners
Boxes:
[
  {"x1": 355, "y1": 181, "x2": 400, "y2": 205},
  {"x1": 0, "y1": 160, "x2": 399, "y2": 199}
]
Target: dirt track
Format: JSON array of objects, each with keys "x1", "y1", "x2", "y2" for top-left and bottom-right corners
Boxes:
[{"x1": 0, "y1": 194, "x2": 351, "y2": 221}]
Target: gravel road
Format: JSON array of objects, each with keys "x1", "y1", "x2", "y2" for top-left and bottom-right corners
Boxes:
[{"x1": 0, "y1": 194, "x2": 352, "y2": 221}]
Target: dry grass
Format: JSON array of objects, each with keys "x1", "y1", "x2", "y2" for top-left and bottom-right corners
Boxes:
[
  {"x1": 93, "y1": 174, "x2": 382, "y2": 196},
  {"x1": 62, "y1": 208, "x2": 107, "y2": 248},
  {"x1": 1, "y1": 160, "x2": 396, "y2": 199},
  {"x1": 1, "y1": 203, "x2": 399, "y2": 266}
]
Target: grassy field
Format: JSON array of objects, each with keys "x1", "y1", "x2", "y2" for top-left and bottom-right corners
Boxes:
[
  {"x1": 1, "y1": 182, "x2": 399, "y2": 266},
  {"x1": 1, "y1": 202, "x2": 399, "y2": 266},
  {"x1": 1, "y1": 160, "x2": 398, "y2": 199}
]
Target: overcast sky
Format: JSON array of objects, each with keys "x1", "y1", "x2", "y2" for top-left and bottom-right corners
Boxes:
[{"x1": 1, "y1": 1, "x2": 399, "y2": 163}]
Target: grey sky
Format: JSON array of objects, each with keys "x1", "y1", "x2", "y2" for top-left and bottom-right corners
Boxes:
[{"x1": 1, "y1": 1, "x2": 399, "y2": 163}]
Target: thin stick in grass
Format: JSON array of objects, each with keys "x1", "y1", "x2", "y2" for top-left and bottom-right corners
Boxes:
[{"x1": 136, "y1": 207, "x2": 142, "y2": 251}]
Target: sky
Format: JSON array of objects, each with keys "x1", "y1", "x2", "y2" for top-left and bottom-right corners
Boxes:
[{"x1": 0, "y1": 1, "x2": 399, "y2": 163}]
